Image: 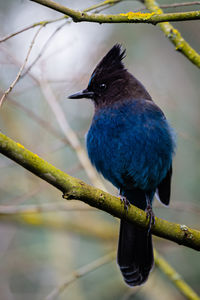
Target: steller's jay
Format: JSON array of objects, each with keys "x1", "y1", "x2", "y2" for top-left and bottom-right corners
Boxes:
[{"x1": 69, "y1": 44, "x2": 176, "y2": 286}]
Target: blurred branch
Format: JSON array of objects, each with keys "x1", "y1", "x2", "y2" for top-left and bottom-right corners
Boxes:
[
  {"x1": 21, "y1": 20, "x2": 69, "y2": 78},
  {"x1": 144, "y1": 0, "x2": 200, "y2": 68},
  {"x1": 1, "y1": 0, "x2": 199, "y2": 44},
  {"x1": 0, "y1": 132, "x2": 200, "y2": 251},
  {"x1": 0, "y1": 26, "x2": 44, "y2": 107},
  {"x1": 9, "y1": 98, "x2": 67, "y2": 142},
  {"x1": 83, "y1": 0, "x2": 123, "y2": 12},
  {"x1": 137, "y1": 1, "x2": 200, "y2": 11},
  {"x1": 0, "y1": 210, "x2": 116, "y2": 241},
  {"x1": 46, "y1": 248, "x2": 200, "y2": 300},
  {"x1": 0, "y1": 16, "x2": 65, "y2": 43},
  {"x1": 30, "y1": 0, "x2": 200, "y2": 23},
  {"x1": 28, "y1": 0, "x2": 200, "y2": 68},
  {"x1": 158, "y1": 201, "x2": 200, "y2": 215},
  {"x1": 45, "y1": 251, "x2": 116, "y2": 300},
  {"x1": 154, "y1": 250, "x2": 200, "y2": 300},
  {"x1": 0, "y1": 203, "x2": 95, "y2": 213},
  {"x1": 39, "y1": 79, "x2": 106, "y2": 191},
  {"x1": 157, "y1": 1, "x2": 200, "y2": 9},
  {"x1": 0, "y1": 0, "x2": 121, "y2": 44}
]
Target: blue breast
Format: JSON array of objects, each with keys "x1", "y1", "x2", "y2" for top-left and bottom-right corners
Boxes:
[{"x1": 86, "y1": 99, "x2": 176, "y2": 191}]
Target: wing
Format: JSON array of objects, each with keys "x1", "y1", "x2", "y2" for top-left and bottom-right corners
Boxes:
[{"x1": 157, "y1": 165, "x2": 172, "y2": 206}]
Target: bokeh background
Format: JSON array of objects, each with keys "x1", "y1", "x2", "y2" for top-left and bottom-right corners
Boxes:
[{"x1": 0, "y1": 0, "x2": 200, "y2": 299}]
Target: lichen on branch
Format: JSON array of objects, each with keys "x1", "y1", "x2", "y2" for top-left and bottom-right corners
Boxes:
[
  {"x1": 29, "y1": 0, "x2": 200, "y2": 24},
  {"x1": 144, "y1": 0, "x2": 200, "y2": 67}
]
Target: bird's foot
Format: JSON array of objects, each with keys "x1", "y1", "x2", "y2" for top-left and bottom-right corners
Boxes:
[
  {"x1": 146, "y1": 204, "x2": 155, "y2": 235},
  {"x1": 119, "y1": 194, "x2": 130, "y2": 212}
]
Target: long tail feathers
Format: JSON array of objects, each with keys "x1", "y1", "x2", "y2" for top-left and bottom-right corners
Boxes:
[{"x1": 117, "y1": 189, "x2": 154, "y2": 286}]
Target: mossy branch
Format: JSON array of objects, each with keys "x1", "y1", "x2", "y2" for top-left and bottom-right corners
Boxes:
[
  {"x1": 29, "y1": 0, "x2": 200, "y2": 24},
  {"x1": 28, "y1": 0, "x2": 200, "y2": 68},
  {"x1": 0, "y1": 132, "x2": 200, "y2": 250},
  {"x1": 144, "y1": 0, "x2": 200, "y2": 67}
]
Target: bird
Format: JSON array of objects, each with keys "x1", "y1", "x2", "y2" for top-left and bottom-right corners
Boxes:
[{"x1": 68, "y1": 44, "x2": 176, "y2": 286}]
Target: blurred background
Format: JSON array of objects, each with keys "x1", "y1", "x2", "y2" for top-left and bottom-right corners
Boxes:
[{"x1": 0, "y1": 0, "x2": 200, "y2": 299}]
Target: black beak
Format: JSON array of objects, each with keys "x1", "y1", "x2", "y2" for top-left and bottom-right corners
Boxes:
[{"x1": 68, "y1": 89, "x2": 94, "y2": 99}]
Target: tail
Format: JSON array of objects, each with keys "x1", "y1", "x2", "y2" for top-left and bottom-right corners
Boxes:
[{"x1": 117, "y1": 189, "x2": 154, "y2": 286}]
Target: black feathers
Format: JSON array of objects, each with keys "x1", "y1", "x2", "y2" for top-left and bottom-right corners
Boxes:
[
  {"x1": 89, "y1": 44, "x2": 126, "y2": 85},
  {"x1": 157, "y1": 165, "x2": 173, "y2": 205},
  {"x1": 95, "y1": 44, "x2": 126, "y2": 73}
]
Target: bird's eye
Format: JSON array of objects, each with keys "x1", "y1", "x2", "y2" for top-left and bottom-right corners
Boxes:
[{"x1": 99, "y1": 83, "x2": 106, "y2": 90}]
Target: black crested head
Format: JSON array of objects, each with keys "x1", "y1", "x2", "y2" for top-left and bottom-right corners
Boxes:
[
  {"x1": 91, "y1": 43, "x2": 126, "y2": 79},
  {"x1": 69, "y1": 44, "x2": 152, "y2": 105}
]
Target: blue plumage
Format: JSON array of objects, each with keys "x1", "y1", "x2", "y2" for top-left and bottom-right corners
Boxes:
[
  {"x1": 87, "y1": 99, "x2": 175, "y2": 195},
  {"x1": 69, "y1": 44, "x2": 176, "y2": 286}
]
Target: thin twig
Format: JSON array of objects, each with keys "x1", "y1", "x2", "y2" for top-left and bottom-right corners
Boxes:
[
  {"x1": 9, "y1": 97, "x2": 67, "y2": 142},
  {"x1": 22, "y1": 0, "x2": 124, "y2": 77},
  {"x1": 45, "y1": 251, "x2": 116, "y2": 300},
  {"x1": 0, "y1": 208, "x2": 116, "y2": 240},
  {"x1": 154, "y1": 250, "x2": 200, "y2": 300},
  {"x1": 0, "y1": 0, "x2": 121, "y2": 44},
  {"x1": 0, "y1": 26, "x2": 44, "y2": 107},
  {"x1": 39, "y1": 79, "x2": 107, "y2": 191},
  {"x1": 21, "y1": 20, "x2": 69, "y2": 78},
  {"x1": 0, "y1": 0, "x2": 124, "y2": 107},
  {"x1": 137, "y1": 1, "x2": 200, "y2": 12},
  {"x1": 144, "y1": 0, "x2": 200, "y2": 67},
  {"x1": 83, "y1": 0, "x2": 123, "y2": 12},
  {"x1": 0, "y1": 16, "x2": 65, "y2": 43},
  {"x1": 0, "y1": 203, "x2": 95, "y2": 214},
  {"x1": 160, "y1": 1, "x2": 200, "y2": 9}
]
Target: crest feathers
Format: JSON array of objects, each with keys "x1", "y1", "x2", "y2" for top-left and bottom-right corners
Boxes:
[
  {"x1": 91, "y1": 44, "x2": 126, "y2": 80},
  {"x1": 99, "y1": 44, "x2": 126, "y2": 70}
]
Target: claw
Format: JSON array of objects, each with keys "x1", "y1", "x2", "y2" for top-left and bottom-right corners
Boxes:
[
  {"x1": 120, "y1": 195, "x2": 131, "y2": 211},
  {"x1": 146, "y1": 203, "x2": 155, "y2": 235},
  {"x1": 118, "y1": 189, "x2": 130, "y2": 211}
]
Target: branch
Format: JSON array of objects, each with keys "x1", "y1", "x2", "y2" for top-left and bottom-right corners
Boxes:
[
  {"x1": 0, "y1": 16, "x2": 65, "y2": 43},
  {"x1": 45, "y1": 251, "x2": 116, "y2": 300},
  {"x1": 154, "y1": 250, "x2": 200, "y2": 300},
  {"x1": 46, "y1": 249, "x2": 200, "y2": 300},
  {"x1": 21, "y1": 20, "x2": 69, "y2": 78},
  {"x1": 0, "y1": 26, "x2": 44, "y2": 107},
  {"x1": 0, "y1": 0, "x2": 122, "y2": 44},
  {"x1": 30, "y1": 0, "x2": 200, "y2": 23},
  {"x1": 136, "y1": 1, "x2": 200, "y2": 12},
  {"x1": 0, "y1": 132, "x2": 200, "y2": 251},
  {"x1": 0, "y1": 209, "x2": 116, "y2": 241},
  {"x1": 144, "y1": 0, "x2": 200, "y2": 68},
  {"x1": 39, "y1": 79, "x2": 106, "y2": 191},
  {"x1": 158, "y1": 1, "x2": 200, "y2": 9}
]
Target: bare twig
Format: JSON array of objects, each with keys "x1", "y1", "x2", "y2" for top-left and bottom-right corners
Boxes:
[
  {"x1": 0, "y1": 0, "x2": 121, "y2": 44},
  {"x1": 45, "y1": 251, "x2": 116, "y2": 300},
  {"x1": 9, "y1": 98, "x2": 67, "y2": 142},
  {"x1": 0, "y1": 17, "x2": 65, "y2": 43},
  {"x1": 39, "y1": 79, "x2": 107, "y2": 191},
  {"x1": 0, "y1": 203, "x2": 95, "y2": 214},
  {"x1": 0, "y1": 26, "x2": 44, "y2": 107},
  {"x1": 21, "y1": 20, "x2": 69, "y2": 78},
  {"x1": 154, "y1": 250, "x2": 200, "y2": 300},
  {"x1": 137, "y1": 1, "x2": 200, "y2": 12},
  {"x1": 160, "y1": 1, "x2": 200, "y2": 9},
  {"x1": 144, "y1": 0, "x2": 200, "y2": 67}
]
